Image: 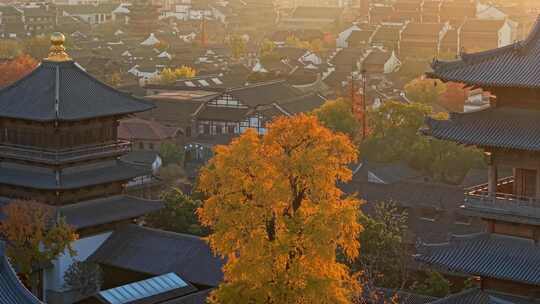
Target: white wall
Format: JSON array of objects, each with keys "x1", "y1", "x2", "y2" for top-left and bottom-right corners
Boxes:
[
  {"x1": 44, "y1": 232, "x2": 113, "y2": 292},
  {"x1": 337, "y1": 25, "x2": 360, "y2": 48},
  {"x1": 383, "y1": 51, "x2": 401, "y2": 74},
  {"x1": 476, "y1": 3, "x2": 506, "y2": 20},
  {"x1": 498, "y1": 20, "x2": 513, "y2": 47}
]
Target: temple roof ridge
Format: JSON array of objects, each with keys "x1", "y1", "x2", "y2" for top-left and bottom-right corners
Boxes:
[
  {"x1": 0, "y1": 60, "x2": 154, "y2": 122},
  {"x1": 428, "y1": 15, "x2": 540, "y2": 88},
  {"x1": 0, "y1": 242, "x2": 42, "y2": 304}
]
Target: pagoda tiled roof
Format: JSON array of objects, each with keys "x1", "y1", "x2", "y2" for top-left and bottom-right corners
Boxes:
[
  {"x1": 423, "y1": 107, "x2": 540, "y2": 151},
  {"x1": 0, "y1": 242, "x2": 42, "y2": 304},
  {"x1": 59, "y1": 195, "x2": 163, "y2": 229},
  {"x1": 428, "y1": 16, "x2": 540, "y2": 88},
  {"x1": 427, "y1": 288, "x2": 535, "y2": 304},
  {"x1": 0, "y1": 160, "x2": 149, "y2": 190},
  {"x1": 0, "y1": 60, "x2": 154, "y2": 122},
  {"x1": 416, "y1": 233, "x2": 540, "y2": 286},
  {"x1": 88, "y1": 225, "x2": 224, "y2": 287}
]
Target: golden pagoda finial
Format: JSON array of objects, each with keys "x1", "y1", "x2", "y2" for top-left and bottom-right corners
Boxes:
[{"x1": 46, "y1": 32, "x2": 71, "y2": 62}]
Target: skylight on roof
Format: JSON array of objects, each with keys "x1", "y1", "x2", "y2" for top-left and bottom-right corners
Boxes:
[
  {"x1": 185, "y1": 81, "x2": 196, "y2": 87},
  {"x1": 212, "y1": 78, "x2": 223, "y2": 85},
  {"x1": 99, "y1": 273, "x2": 188, "y2": 304},
  {"x1": 199, "y1": 80, "x2": 210, "y2": 87}
]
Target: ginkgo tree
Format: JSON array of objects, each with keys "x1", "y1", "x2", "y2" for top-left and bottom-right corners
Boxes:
[
  {"x1": 0, "y1": 200, "x2": 78, "y2": 291},
  {"x1": 197, "y1": 114, "x2": 363, "y2": 304}
]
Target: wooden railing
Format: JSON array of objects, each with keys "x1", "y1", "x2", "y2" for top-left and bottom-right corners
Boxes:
[
  {"x1": 464, "y1": 177, "x2": 540, "y2": 218},
  {"x1": 0, "y1": 140, "x2": 131, "y2": 164}
]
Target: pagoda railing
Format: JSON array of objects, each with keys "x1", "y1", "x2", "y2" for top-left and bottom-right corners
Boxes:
[
  {"x1": 464, "y1": 176, "x2": 540, "y2": 218},
  {"x1": 0, "y1": 140, "x2": 131, "y2": 164}
]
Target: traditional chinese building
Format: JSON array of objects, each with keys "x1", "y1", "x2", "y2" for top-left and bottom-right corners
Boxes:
[
  {"x1": 417, "y1": 17, "x2": 540, "y2": 301},
  {"x1": 0, "y1": 33, "x2": 164, "y2": 303},
  {"x1": 0, "y1": 242, "x2": 42, "y2": 304}
]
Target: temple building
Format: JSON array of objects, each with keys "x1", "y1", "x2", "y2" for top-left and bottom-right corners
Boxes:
[
  {"x1": 0, "y1": 242, "x2": 42, "y2": 304},
  {"x1": 0, "y1": 33, "x2": 165, "y2": 303},
  {"x1": 417, "y1": 17, "x2": 540, "y2": 302}
]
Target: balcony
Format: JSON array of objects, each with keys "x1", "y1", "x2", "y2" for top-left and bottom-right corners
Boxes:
[
  {"x1": 0, "y1": 140, "x2": 131, "y2": 165},
  {"x1": 464, "y1": 176, "x2": 540, "y2": 223}
]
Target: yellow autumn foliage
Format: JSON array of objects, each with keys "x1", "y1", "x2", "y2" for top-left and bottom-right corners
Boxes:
[{"x1": 198, "y1": 114, "x2": 363, "y2": 303}]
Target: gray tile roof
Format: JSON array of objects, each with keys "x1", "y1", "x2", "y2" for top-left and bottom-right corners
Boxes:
[
  {"x1": 343, "y1": 180, "x2": 482, "y2": 243},
  {"x1": 426, "y1": 288, "x2": 535, "y2": 304},
  {"x1": 277, "y1": 93, "x2": 326, "y2": 115},
  {"x1": 423, "y1": 107, "x2": 540, "y2": 151},
  {"x1": 88, "y1": 225, "x2": 224, "y2": 287},
  {"x1": 366, "y1": 288, "x2": 437, "y2": 304},
  {"x1": 416, "y1": 233, "x2": 540, "y2": 286},
  {"x1": 226, "y1": 80, "x2": 301, "y2": 107},
  {"x1": 196, "y1": 106, "x2": 250, "y2": 121},
  {"x1": 0, "y1": 60, "x2": 154, "y2": 122},
  {"x1": 160, "y1": 289, "x2": 212, "y2": 304},
  {"x1": 0, "y1": 160, "x2": 149, "y2": 190},
  {"x1": 354, "y1": 161, "x2": 423, "y2": 184},
  {"x1": 120, "y1": 150, "x2": 160, "y2": 169},
  {"x1": 0, "y1": 242, "x2": 42, "y2": 304},
  {"x1": 59, "y1": 195, "x2": 163, "y2": 229},
  {"x1": 428, "y1": 16, "x2": 540, "y2": 88}
]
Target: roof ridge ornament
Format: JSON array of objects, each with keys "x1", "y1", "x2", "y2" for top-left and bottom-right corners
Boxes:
[{"x1": 46, "y1": 32, "x2": 71, "y2": 62}]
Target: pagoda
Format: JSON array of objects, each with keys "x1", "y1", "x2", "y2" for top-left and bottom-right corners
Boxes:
[
  {"x1": 0, "y1": 33, "x2": 163, "y2": 302},
  {"x1": 416, "y1": 17, "x2": 540, "y2": 300}
]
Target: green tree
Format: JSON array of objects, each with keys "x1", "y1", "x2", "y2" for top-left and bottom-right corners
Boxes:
[
  {"x1": 355, "y1": 202, "x2": 409, "y2": 289},
  {"x1": 363, "y1": 101, "x2": 431, "y2": 163},
  {"x1": 146, "y1": 188, "x2": 206, "y2": 236},
  {"x1": 412, "y1": 271, "x2": 451, "y2": 297},
  {"x1": 404, "y1": 78, "x2": 446, "y2": 105},
  {"x1": 363, "y1": 101, "x2": 485, "y2": 183},
  {"x1": 158, "y1": 164, "x2": 186, "y2": 186},
  {"x1": 229, "y1": 35, "x2": 246, "y2": 59},
  {"x1": 63, "y1": 261, "x2": 103, "y2": 296},
  {"x1": 159, "y1": 143, "x2": 185, "y2": 166},
  {"x1": 410, "y1": 137, "x2": 485, "y2": 184},
  {"x1": 313, "y1": 98, "x2": 360, "y2": 139}
]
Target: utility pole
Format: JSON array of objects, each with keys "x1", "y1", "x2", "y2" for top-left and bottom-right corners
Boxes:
[
  {"x1": 361, "y1": 68, "x2": 367, "y2": 142},
  {"x1": 350, "y1": 63, "x2": 355, "y2": 111}
]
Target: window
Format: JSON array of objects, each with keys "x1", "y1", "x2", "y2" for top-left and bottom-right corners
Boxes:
[
  {"x1": 138, "y1": 142, "x2": 144, "y2": 149},
  {"x1": 227, "y1": 125, "x2": 235, "y2": 134},
  {"x1": 149, "y1": 143, "x2": 155, "y2": 150}
]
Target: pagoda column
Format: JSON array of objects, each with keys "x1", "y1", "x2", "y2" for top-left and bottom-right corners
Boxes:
[
  {"x1": 536, "y1": 168, "x2": 540, "y2": 201},
  {"x1": 488, "y1": 163, "x2": 498, "y2": 198}
]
